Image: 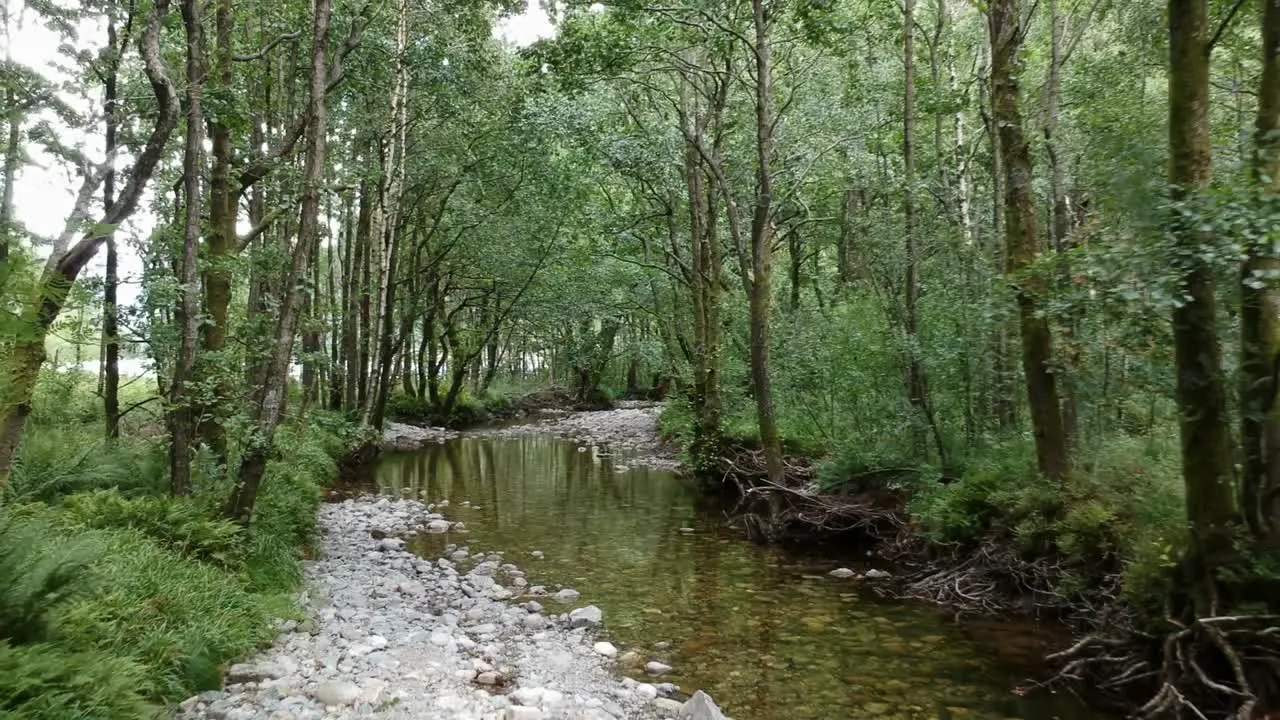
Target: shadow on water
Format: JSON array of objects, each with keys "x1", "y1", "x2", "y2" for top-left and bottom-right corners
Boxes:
[{"x1": 338, "y1": 435, "x2": 1100, "y2": 720}]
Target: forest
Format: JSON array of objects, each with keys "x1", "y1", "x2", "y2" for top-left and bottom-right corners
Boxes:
[{"x1": 2, "y1": 0, "x2": 1280, "y2": 716}]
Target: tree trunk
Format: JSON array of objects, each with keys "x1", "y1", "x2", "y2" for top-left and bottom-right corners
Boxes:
[
  {"x1": 226, "y1": 0, "x2": 331, "y2": 523},
  {"x1": 169, "y1": 0, "x2": 206, "y2": 497},
  {"x1": 1242, "y1": 0, "x2": 1280, "y2": 541},
  {"x1": 1168, "y1": 0, "x2": 1238, "y2": 612},
  {"x1": 747, "y1": 0, "x2": 784, "y2": 487},
  {"x1": 1044, "y1": 0, "x2": 1081, "y2": 451},
  {"x1": 979, "y1": 30, "x2": 1016, "y2": 432},
  {"x1": 788, "y1": 230, "x2": 802, "y2": 312},
  {"x1": 357, "y1": 188, "x2": 374, "y2": 408},
  {"x1": 682, "y1": 82, "x2": 725, "y2": 478},
  {"x1": 836, "y1": 187, "x2": 857, "y2": 287},
  {"x1": 327, "y1": 232, "x2": 344, "y2": 409},
  {"x1": 0, "y1": 41, "x2": 19, "y2": 282},
  {"x1": 197, "y1": 0, "x2": 235, "y2": 459},
  {"x1": 990, "y1": 0, "x2": 1068, "y2": 481},
  {"x1": 102, "y1": 13, "x2": 122, "y2": 441},
  {"x1": 368, "y1": 0, "x2": 409, "y2": 429},
  {"x1": 903, "y1": 0, "x2": 948, "y2": 468}
]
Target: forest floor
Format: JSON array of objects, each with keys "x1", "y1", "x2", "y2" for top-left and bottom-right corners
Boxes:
[{"x1": 176, "y1": 415, "x2": 727, "y2": 720}]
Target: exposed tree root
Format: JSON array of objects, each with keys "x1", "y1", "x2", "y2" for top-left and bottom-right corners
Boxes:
[
  {"x1": 1043, "y1": 615, "x2": 1280, "y2": 718},
  {"x1": 717, "y1": 448, "x2": 907, "y2": 542}
]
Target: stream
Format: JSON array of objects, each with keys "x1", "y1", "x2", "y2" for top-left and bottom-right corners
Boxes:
[{"x1": 343, "y1": 429, "x2": 1095, "y2": 720}]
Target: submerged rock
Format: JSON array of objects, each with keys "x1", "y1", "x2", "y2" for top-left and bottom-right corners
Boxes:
[
  {"x1": 592, "y1": 641, "x2": 618, "y2": 657},
  {"x1": 645, "y1": 660, "x2": 674, "y2": 675},
  {"x1": 864, "y1": 568, "x2": 891, "y2": 579},
  {"x1": 828, "y1": 567, "x2": 856, "y2": 579},
  {"x1": 552, "y1": 588, "x2": 581, "y2": 602}
]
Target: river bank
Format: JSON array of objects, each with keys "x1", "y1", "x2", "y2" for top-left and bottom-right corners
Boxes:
[{"x1": 177, "y1": 495, "x2": 731, "y2": 719}]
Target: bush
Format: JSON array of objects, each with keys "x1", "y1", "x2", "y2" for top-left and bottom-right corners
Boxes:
[
  {"x1": 0, "y1": 641, "x2": 158, "y2": 720},
  {"x1": 908, "y1": 438, "x2": 1059, "y2": 548}
]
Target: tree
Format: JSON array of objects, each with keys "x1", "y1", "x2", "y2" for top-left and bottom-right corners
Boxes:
[
  {"x1": 989, "y1": 0, "x2": 1068, "y2": 481},
  {"x1": 169, "y1": 0, "x2": 207, "y2": 496},
  {"x1": 226, "y1": 0, "x2": 334, "y2": 522},
  {"x1": 0, "y1": 0, "x2": 180, "y2": 490}
]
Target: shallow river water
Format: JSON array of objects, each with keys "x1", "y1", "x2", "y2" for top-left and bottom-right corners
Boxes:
[{"x1": 345, "y1": 434, "x2": 1095, "y2": 720}]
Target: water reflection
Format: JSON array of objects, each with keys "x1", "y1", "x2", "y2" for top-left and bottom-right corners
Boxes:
[{"x1": 349, "y1": 436, "x2": 1093, "y2": 720}]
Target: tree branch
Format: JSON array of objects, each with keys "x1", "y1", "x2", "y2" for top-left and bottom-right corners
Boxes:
[
  {"x1": 233, "y1": 31, "x2": 301, "y2": 61},
  {"x1": 51, "y1": 0, "x2": 180, "y2": 295}
]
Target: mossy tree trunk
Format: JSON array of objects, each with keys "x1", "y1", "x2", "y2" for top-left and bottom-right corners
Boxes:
[
  {"x1": 1168, "y1": 0, "x2": 1240, "y2": 613},
  {"x1": 1242, "y1": 0, "x2": 1280, "y2": 541}
]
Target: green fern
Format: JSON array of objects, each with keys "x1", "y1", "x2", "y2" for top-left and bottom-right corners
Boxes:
[
  {"x1": 0, "y1": 509, "x2": 102, "y2": 645},
  {"x1": 0, "y1": 640, "x2": 158, "y2": 719}
]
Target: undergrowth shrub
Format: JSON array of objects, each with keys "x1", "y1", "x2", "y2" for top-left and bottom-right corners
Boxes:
[
  {"x1": 1, "y1": 404, "x2": 356, "y2": 714},
  {"x1": 909, "y1": 438, "x2": 1059, "y2": 548},
  {"x1": 908, "y1": 432, "x2": 1187, "y2": 606},
  {"x1": 817, "y1": 440, "x2": 929, "y2": 493},
  {"x1": 386, "y1": 391, "x2": 488, "y2": 427},
  {"x1": 386, "y1": 392, "x2": 435, "y2": 424},
  {"x1": 657, "y1": 399, "x2": 694, "y2": 446}
]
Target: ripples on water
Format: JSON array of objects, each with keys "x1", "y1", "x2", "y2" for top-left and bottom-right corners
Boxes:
[{"x1": 341, "y1": 435, "x2": 1097, "y2": 720}]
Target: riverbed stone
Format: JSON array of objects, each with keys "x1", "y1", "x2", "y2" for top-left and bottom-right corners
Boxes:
[
  {"x1": 828, "y1": 567, "x2": 856, "y2": 579},
  {"x1": 552, "y1": 588, "x2": 581, "y2": 602},
  {"x1": 593, "y1": 641, "x2": 617, "y2": 657},
  {"x1": 678, "y1": 691, "x2": 727, "y2": 720},
  {"x1": 644, "y1": 661, "x2": 673, "y2": 675},
  {"x1": 177, "y1": 474, "x2": 677, "y2": 720},
  {"x1": 226, "y1": 662, "x2": 282, "y2": 684},
  {"x1": 569, "y1": 605, "x2": 603, "y2": 628},
  {"x1": 654, "y1": 698, "x2": 684, "y2": 713},
  {"x1": 313, "y1": 680, "x2": 361, "y2": 706}
]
